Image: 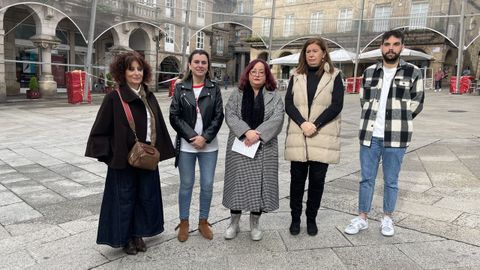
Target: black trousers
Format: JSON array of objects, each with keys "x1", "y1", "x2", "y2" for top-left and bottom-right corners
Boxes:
[{"x1": 289, "y1": 161, "x2": 329, "y2": 220}]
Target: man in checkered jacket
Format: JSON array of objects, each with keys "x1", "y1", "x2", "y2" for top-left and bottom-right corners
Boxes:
[{"x1": 345, "y1": 30, "x2": 424, "y2": 237}]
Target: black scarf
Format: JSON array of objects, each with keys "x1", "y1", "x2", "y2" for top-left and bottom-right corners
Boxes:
[{"x1": 241, "y1": 84, "x2": 264, "y2": 129}]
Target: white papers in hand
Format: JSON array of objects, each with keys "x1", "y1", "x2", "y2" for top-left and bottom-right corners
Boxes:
[{"x1": 232, "y1": 137, "x2": 260, "y2": 158}]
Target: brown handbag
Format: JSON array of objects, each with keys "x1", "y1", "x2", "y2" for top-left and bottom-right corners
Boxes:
[{"x1": 116, "y1": 89, "x2": 160, "y2": 171}]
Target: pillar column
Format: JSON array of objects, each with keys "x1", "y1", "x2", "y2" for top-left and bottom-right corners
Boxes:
[
  {"x1": 0, "y1": 28, "x2": 5, "y2": 102},
  {"x1": 30, "y1": 34, "x2": 60, "y2": 97}
]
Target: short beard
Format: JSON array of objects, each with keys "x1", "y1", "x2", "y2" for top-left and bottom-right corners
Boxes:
[{"x1": 382, "y1": 51, "x2": 401, "y2": 64}]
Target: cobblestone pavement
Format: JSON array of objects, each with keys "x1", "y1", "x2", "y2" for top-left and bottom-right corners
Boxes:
[{"x1": 0, "y1": 88, "x2": 479, "y2": 269}]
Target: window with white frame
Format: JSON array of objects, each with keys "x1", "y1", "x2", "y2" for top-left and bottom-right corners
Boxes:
[
  {"x1": 165, "y1": 23, "x2": 175, "y2": 52},
  {"x1": 111, "y1": 0, "x2": 119, "y2": 8},
  {"x1": 137, "y1": 0, "x2": 153, "y2": 6},
  {"x1": 237, "y1": 2, "x2": 244, "y2": 13},
  {"x1": 310, "y1": 12, "x2": 323, "y2": 34},
  {"x1": 283, "y1": 14, "x2": 294, "y2": 37},
  {"x1": 262, "y1": 18, "x2": 271, "y2": 37},
  {"x1": 410, "y1": 1, "x2": 429, "y2": 28},
  {"x1": 286, "y1": 0, "x2": 295, "y2": 4},
  {"x1": 373, "y1": 5, "x2": 392, "y2": 32},
  {"x1": 337, "y1": 8, "x2": 353, "y2": 32},
  {"x1": 166, "y1": 0, "x2": 175, "y2": 18},
  {"x1": 216, "y1": 36, "x2": 224, "y2": 56},
  {"x1": 197, "y1": 1, "x2": 205, "y2": 26},
  {"x1": 265, "y1": 0, "x2": 272, "y2": 6},
  {"x1": 196, "y1": 31, "x2": 204, "y2": 49},
  {"x1": 182, "y1": 0, "x2": 187, "y2": 20}
]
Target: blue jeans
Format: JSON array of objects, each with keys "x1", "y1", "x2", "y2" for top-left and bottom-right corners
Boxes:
[
  {"x1": 178, "y1": 150, "x2": 218, "y2": 220},
  {"x1": 358, "y1": 137, "x2": 406, "y2": 214}
]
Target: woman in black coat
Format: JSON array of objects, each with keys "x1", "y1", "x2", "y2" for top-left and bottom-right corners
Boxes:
[{"x1": 85, "y1": 51, "x2": 175, "y2": 255}]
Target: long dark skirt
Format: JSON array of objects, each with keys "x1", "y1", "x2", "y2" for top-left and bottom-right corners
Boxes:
[{"x1": 96, "y1": 165, "x2": 164, "y2": 248}]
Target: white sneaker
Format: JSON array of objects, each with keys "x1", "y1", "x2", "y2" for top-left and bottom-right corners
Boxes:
[
  {"x1": 434, "y1": 90, "x2": 438, "y2": 92},
  {"x1": 381, "y1": 216, "x2": 395, "y2": 237},
  {"x1": 439, "y1": 89, "x2": 442, "y2": 92},
  {"x1": 344, "y1": 217, "x2": 368, "y2": 235}
]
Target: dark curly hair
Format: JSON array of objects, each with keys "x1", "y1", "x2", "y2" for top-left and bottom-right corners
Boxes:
[
  {"x1": 238, "y1": 59, "x2": 276, "y2": 91},
  {"x1": 109, "y1": 51, "x2": 152, "y2": 86}
]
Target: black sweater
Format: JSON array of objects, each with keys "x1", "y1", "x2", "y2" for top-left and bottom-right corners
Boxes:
[{"x1": 285, "y1": 67, "x2": 344, "y2": 129}]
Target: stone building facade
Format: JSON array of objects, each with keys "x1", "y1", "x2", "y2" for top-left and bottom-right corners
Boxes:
[
  {"x1": 0, "y1": 0, "x2": 215, "y2": 101},
  {"x1": 249, "y1": 0, "x2": 480, "y2": 80}
]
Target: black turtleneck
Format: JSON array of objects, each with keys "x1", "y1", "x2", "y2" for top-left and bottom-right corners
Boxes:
[{"x1": 284, "y1": 67, "x2": 344, "y2": 129}]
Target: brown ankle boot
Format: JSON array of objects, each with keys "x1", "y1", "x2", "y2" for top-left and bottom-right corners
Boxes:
[
  {"x1": 198, "y1": 219, "x2": 213, "y2": 240},
  {"x1": 175, "y1": 219, "x2": 189, "y2": 242}
]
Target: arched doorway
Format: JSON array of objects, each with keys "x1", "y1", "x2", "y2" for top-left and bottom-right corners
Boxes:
[
  {"x1": 129, "y1": 28, "x2": 150, "y2": 56},
  {"x1": 257, "y1": 52, "x2": 269, "y2": 61},
  {"x1": 159, "y1": 56, "x2": 180, "y2": 88},
  {"x1": 55, "y1": 18, "x2": 88, "y2": 88},
  {"x1": 278, "y1": 51, "x2": 293, "y2": 79},
  {"x1": 4, "y1": 5, "x2": 41, "y2": 95},
  {"x1": 444, "y1": 49, "x2": 457, "y2": 76}
]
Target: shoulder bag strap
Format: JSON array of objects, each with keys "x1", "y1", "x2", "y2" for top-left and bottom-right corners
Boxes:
[{"x1": 115, "y1": 89, "x2": 139, "y2": 142}]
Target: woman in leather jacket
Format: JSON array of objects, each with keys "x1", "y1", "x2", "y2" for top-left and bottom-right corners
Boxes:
[{"x1": 169, "y1": 49, "x2": 224, "y2": 242}]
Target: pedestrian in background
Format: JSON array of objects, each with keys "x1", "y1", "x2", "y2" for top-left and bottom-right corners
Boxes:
[
  {"x1": 85, "y1": 51, "x2": 175, "y2": 255},
  {"x1": 224, "y1": 73, "x2": 230, "y2": 90},
  {"x1": 345, "y1": 29, "x2": 424, "y2": 237},
  {"x1": 284, "y1": 38, "x2": 344, "y2": 236},
  {"x1": 222, "y1": 59, "x2": 284, "y2": 241},
  {"x1": 169, "y1": 49, "x2": 224, "y2": 242},
  {"x1": 434, "y1": 68, "x2": 445, "y2": 92}
]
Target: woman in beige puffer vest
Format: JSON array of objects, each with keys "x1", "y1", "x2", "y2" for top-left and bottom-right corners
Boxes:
[{"x1": 284, "y1": 38, "x2": 344, "y2": 236}]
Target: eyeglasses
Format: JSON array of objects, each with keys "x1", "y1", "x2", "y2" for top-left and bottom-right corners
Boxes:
[{"x1": 250, "y1": 70, "x2": 265, "y2": 77}]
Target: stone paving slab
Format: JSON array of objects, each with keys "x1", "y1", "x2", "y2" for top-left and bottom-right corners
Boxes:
[
  {"x1": 397, "y1": 240, "x2": 480, "y2": 269},
  {"x1": 0, "y1": 202, "x2": 42, "y2": 225},
  {"x1": 0, "y1": 226, "x2": 70, "y2": 255},
  {"x1": 0, "y1": 250, "x2": 37, "y2": 269},
  {"x1": 333, "y1": 244, "x2": 423, "y2": 270},
  {"x1": 17, "y1": 188, "x2": 66, "y2": 207},
  {"x1": 453, "y1": 213, "x2": 480, "y2": 229},
  {"x1": 226, "y1": 249, "x2": 347, "y2": 270},
  {"x1": 397, "y1": 215, "x2": 480, "y2": 246},
  {"x1": 26, "y1": 248, "x2": 108, "y2": 270},
  {"x1": 0, "y1": 190, "x2": 22, "y2": 206},
  {"x1": 0, "y1": 91, "x2": 479, "y2": 269},
  {"x1": 5, "y1": 180, "x2": 47, "y2": 195}
]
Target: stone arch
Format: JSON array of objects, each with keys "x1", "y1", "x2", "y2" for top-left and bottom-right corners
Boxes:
[
  {"x1": 129, "y1": 28, "x2": 151, "y2": 55},
  {"x1": 444, "y1": 49, "x2": 457, "y2": 75},
  {"x1": 2, "y1": 4, "x2": 43, "y2": 95},
  {"x1": 159, "y1": 56, "x2": 180, "y2": 88},
  {"x1": 257, "y1": 52, "x2": 269, "y2": 61}
]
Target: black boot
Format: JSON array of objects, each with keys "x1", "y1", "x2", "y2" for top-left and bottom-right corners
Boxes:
[
  {"x1": 306, "y1": 217, "x2": 318, "y2": 236},
  {"x1": 289, "y1": 216, "x2": 301, "y2": 235}
]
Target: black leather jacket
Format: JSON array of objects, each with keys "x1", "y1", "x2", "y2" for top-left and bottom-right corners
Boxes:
[{"x1": 169, "y1": 78, "x2": 224, "y2": 165}]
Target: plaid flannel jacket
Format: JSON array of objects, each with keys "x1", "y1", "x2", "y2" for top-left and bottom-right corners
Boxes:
[{"x1": 359, "y1": 59, "x2": 424, "y2": 147}]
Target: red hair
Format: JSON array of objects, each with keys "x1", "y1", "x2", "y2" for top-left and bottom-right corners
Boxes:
[{"x1": 238, "y1": 59, "x2": 277, "y2": 91}]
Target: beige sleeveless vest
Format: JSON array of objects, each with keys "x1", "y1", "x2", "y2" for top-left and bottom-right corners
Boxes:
[{"x1": 284, "y1": 63, "x2": 341, "y2": 164}]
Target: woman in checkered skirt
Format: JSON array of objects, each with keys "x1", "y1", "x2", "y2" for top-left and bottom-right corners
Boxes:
[{"x1": 222, "y1": 59, "x2": 285, "y2": 241}]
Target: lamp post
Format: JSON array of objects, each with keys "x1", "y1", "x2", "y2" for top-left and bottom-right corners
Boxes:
[
  {"x1": 84, "y1": 0, "x2": 98, "y2": 103},
  {"x1": 454, "y1": 0, "x2": 466, "y2": 94},
  {"x1": 353, "y1": 0, "x2": 365, "y2": 83}
]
